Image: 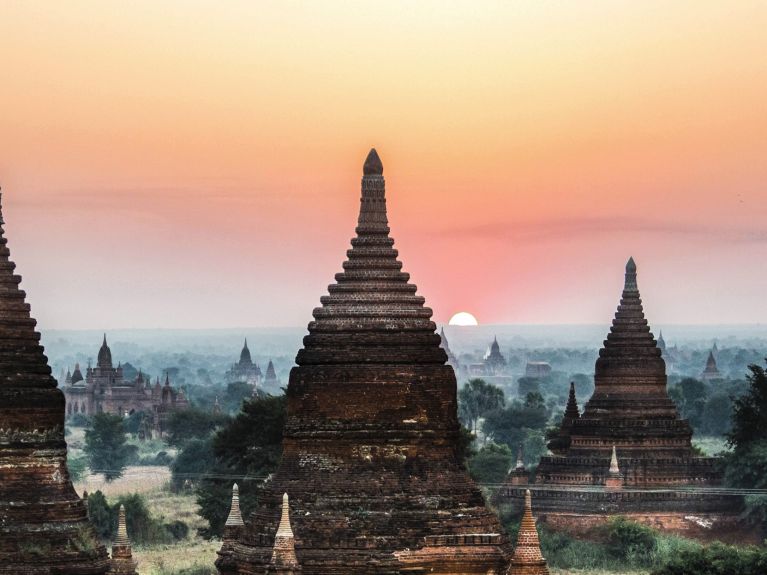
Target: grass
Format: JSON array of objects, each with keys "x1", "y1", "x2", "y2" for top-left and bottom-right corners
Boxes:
[{"x1": 75, "y1": 465, "x2": 171, "y2": 497}]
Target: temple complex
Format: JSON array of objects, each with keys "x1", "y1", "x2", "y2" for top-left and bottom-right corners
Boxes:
[
  {"x1": 226, "y1": 339, "x2": 263, "y2": 389},
  {"x1": 0, "y1": 191, "x2": 110, "y2": 573},
  {"x1": 701, "y1": 350, "x2": 723, "y2": 381},
  {"x1": 217, "y1": 150, "x2": 510, "y2": 574},
  {"x1": 497, "y1": 258, "x2": 742, "y2": 538},
  {"x1": 62, "y1": 337, "x2": 188, "y2": 432}
]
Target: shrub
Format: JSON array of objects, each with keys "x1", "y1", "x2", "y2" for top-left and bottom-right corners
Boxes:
[
  {"x1": 652, "y1": 541, "x2": 767, "y2": 575},
  {"x1": 468, "y1": 442, "x2": 513, "y2": 485},
  {"x1": 86, "y1": 490, "x2": 183, "y2": 545},
  {"x1": 603, "y1": 516, "x2": 657, "y2": 563}
]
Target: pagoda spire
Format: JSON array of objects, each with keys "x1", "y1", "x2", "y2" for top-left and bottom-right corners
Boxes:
[
  {"x1": 515, "y1": 445, "x2": 525, "y2": 470},
  {"x1": 268, "y1": 493, "x2": 301, "y2": 573},
  {"x1": 0, "y1": 188, "x2": 110, "y2": 572},
  {"x1": 509, "y1": 490, "x2": 550, "y2": 575},
  {"x1": 110, "y1": 504, "x2": 138, "y2": 574},
  {"x1": 356, "y1": 147, "x2": 388, "y2": 233},
  {"x1": 564, "y1": 382, "x2": 580, "y2": 420},
  {"x1": 624, "y1": 256, "x2": 638, "y2": 292}
]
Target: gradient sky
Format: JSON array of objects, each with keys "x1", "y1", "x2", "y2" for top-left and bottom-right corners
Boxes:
[{"x1": 1, "y1": 2, "x2": 765, "y2": 329}]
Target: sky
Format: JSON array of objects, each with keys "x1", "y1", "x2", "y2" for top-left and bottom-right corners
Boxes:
[{"x1": 0, "y1": 1, "x2": 765, "y2": 329}]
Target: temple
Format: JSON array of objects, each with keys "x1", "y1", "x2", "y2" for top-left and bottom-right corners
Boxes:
[
  {"x1": 226, "y1": 339, "x2": 263, "y2": 389},
  {"x1": 217, "y1": 149, "x2": 510, "y2": 574},
  {"x1": 497, "y1": 258, "x2": 742, "y2": 538},
  {"x1": 508, "y1": 491, "x2": 550, "y2": 575},
  {"x1": 0, "y1": 190, "x2": 110, "y2": 573},
  {"x1": 109, "y1": 505, "x2": 138, "y2": 575},
  {"x1": 701, "y1": 350, "x2": 723, "y2": 381},
  {"x1": 263, "y1": 359, "x2": 279, "y2": 388},
  {"x1": 62, "y1": 338, "x2": 188, "y2": 433}
]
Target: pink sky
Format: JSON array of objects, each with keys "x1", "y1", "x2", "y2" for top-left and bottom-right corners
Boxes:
[{"x1": 0, "y1": 2, "x2": 765, "y2": 329}]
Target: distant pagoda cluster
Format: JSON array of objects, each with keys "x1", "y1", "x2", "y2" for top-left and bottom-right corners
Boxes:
[
  {"x1": 216, "y1": 150, "x2": 511, "y2": 573},
  {"x1": 61, "y1": 335, "x2": 189, "y2": 436},
  {"x1": 496, "y1": 258, "x2": 743, "y2": 537}
]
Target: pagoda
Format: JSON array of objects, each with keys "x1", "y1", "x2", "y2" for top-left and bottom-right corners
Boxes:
[
  {"x1": 218, "y1": 150, "x2": 510, "y2": 574},
  {"x1": 0, "y1": 190, "x2": 110, "y2": 573},
  {"x1": 497, "y1": 258, "x2": 741, "y2": 537},
  {"x1": 701, "y1": 350, "x2": 723, "y2": 381}
]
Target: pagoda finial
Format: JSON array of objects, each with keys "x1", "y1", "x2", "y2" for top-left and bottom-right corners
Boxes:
[
  {"x1": 0, "y1": 187, "x2": 4, "y2": 226},
  {"x1": 624, "y1": 257, "x2": 638, "y2": 292},
  {"x1": 509, "y1": 489, "x2": 549, "y2": 574},
  {"x1": 225, "y1": 483, "x2": 245, "y2": 527},
  {"x1": 363, "y1": 148, "x2": 383, "y2": 176},
  {"x1": 357, "y1": 148, "x2": 388, "y2": 232},
  {"x1": 609, "y1": 445, "x2": 620, "y2": 474},
  {"x1": 564, "y1": 382, "x2": 580, "y2": 420},
  {"x1": 270, "y1": 492, "x2": 301, "y2": 570}
]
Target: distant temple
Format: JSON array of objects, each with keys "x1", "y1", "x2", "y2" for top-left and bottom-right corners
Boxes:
[
  {"x1": 217, "y1": 150, "x2": 510, "y2": 573},
  {"x1": 226, "y1": 339, "x2": 262, "y2": 389},
  {"x1": 701, "y1": 350, "x2": 723, "y2": 381},
  {"x1": 497, "y1": 258, "x2": 742, "y2": 538},
  {"x1": 483, "y1": 336, "x2": 507, "y2": 375},
  {"x1": 439, "y1": 327, "x2": 462, "y2": 373},
  {"x1": 0, "y1": 190, "x2": 111, "y2": 573},
  {"x1": 62, "y1": 335, "x2": 188, "y2": 434},
  {"x1": 263, "y1": 359, "x2": 279, "y2": 387}
]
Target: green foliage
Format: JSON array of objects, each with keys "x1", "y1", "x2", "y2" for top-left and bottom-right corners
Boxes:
[
  {"x1": 84, "y1": 413, "x2": 134, "y2": 481},
  {"x1": 651, "y1": 541, "x2": 767, "y2": 575},
  {"x1": 196, "y1": 394, "x2": 287, "y2": 537},
  {"x1": 521, "y1": 429, "x2": 547, "y2": 466},
  {"x1": 67, "y1": 454, "x2": 88, "y2": 482},
  {"x1": 727, "y1": 362, "x2": 767, "y2": 450},
  {"x1": 224, "y1": 381, "x2": 256, "y2": 412},
  {"x1": 85, "y1": 490, "x2": 188, "y2": 545},
  {"x1": 468, "y1": 442, "x2": 513, "y2": 485},
  {"x1": 165, "y1": 408, "x2": 230, "y2": 448},
  {"x1": 68, "y1": 413, "x2": 91, "y2": 427},
  {"x1": 724, "y1": 439, "x2": 767, "y2": 489},
  {"x1": 603, "y1": 516, "x2": 657, "y2": 561},
  {"x1": 172, "y1": 438, "x2": 217, "y2": 490},
  {"x1": 700, "y1": 393, "x2": 733, "y2": 436},
  {"x1": 482, "y1": 393, "x2": 549, "y2": 453},
  {"x1": 458, "y1": 379, "x2": 505, "y2": 434}
]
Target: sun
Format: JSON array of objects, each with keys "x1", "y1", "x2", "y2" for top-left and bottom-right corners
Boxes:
[{"x1": 448, "y1": 311, "x2": 479, "y2": 326}]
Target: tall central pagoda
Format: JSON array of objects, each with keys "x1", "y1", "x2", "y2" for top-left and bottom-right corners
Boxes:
[
  {"x1": 497, "y1": 259, "x2": 741, "y2": 537},
  {"x1": 218, "y1": 150, "x2": 510, "y2": 574},
  {"x1": 0, "y1": 191, "x2": 110, "y2": 574}
]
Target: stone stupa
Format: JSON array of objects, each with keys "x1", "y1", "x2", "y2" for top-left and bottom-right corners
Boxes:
[
  {"x1": 217, "y1": 150, "x2": 510, "y2": 573},
  {"x1": 0, "y1": 190, "x2": 110, "y2": 574}
]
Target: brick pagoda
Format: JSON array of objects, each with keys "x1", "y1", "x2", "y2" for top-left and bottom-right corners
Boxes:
[
  {"x1": 0, "y1": 191, "x2": 110, "y2": 574},
  {"x1": 497, "y1": 258, "x2": 742, "y2": 538},
  {"x1": 218, "y1": 150, "x2": 510, "y2": 574}
]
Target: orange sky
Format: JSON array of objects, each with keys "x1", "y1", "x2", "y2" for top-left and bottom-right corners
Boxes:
[{"x1": 0, "y1": 2, "x2": 765, "y2": 329}]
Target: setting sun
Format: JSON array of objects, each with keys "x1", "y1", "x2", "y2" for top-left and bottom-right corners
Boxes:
[{"x1": 448, "y1": 311, "x2": 478, "y2": 327}]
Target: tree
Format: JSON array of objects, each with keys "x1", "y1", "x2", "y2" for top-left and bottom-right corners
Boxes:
[
  {"x1": 224, "y1": 381, "x2": 256, "y2": 412},
  {"x1": 165, "y1": 408, "x2": 230, "y2": 448},
  {"x1": 171, "y1": 437, "x2": 217, "y2": 491},
  {"x1": 700, "y1": 394, "x2": 732, "y2": 436},
  {"x1": 468, "y1": 443, "x2": 513, "y2": 485},
  {"x1": 724, "y1": 362, "x2": 767, "y2": 500},
  {"x1": 196, "y1": 394, "x2": 287, "y2": 537},
  {"x1": 482, "y1": 396, "x2": 548, "y2": 451},
  {"x1": 458, "y1": 379, "x2": 505, "y2": 434},
  {"x1": 727, "y1": 362, "x2": 767, "y2": 450},
  {"x1": 84, "y1": 413, "x2": 136, "y2": 481},
  {"x1": 674, "y1": 378, "x2": 708, "y2": 431}
]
